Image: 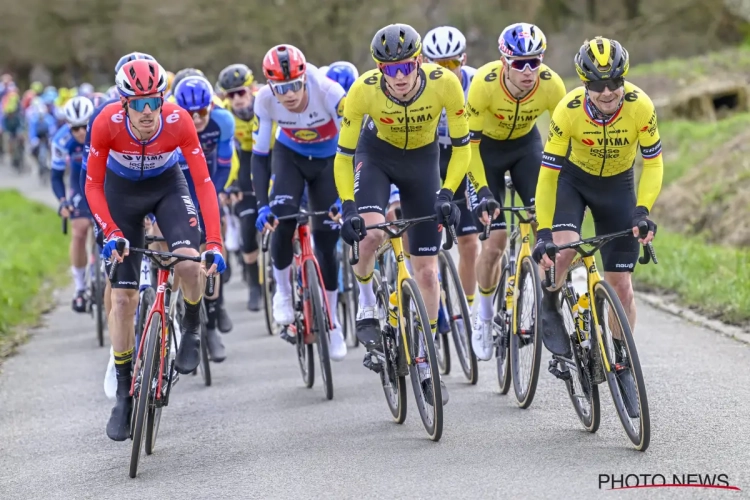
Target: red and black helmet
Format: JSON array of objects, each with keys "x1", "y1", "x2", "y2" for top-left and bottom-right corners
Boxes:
[
  {"x1": 262, "y1": 45, "x2": 306, "y2": 82},
  {"x1": 115, "y1": 59, "x2": 168, "y2": 97}
]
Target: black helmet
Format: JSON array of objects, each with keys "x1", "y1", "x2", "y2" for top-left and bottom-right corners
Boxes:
[
  {"x1": 574, "y1": 37, "x2": 629, "y2": 81},
  {"x1": 218, "y1": 64, "x2": 254, "y2": 92},
  {"x1": 172, "y1": 68, "x2": 205, "y2": 93},
  {"x1": 371, "y1": 24, "x2": 422, "y2": 63}
]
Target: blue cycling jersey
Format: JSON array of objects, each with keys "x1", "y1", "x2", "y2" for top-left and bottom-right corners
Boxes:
[{"x1": 51, "y1": 124, "x2": 86, "y2": 200}]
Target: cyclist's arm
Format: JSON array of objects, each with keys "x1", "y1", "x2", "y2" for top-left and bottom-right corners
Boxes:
[
  {"x1": 250, "y1": 112, "x2": 273, "y2": 207},
  {"x1": 50, "y1": 135, "x2": 68, "y2": 201},
  {"x1": 466, "y1": 79, "x2": 491, "y2": 192},
  {"x1": 535, "y1": 105, "x2": 573, "y2": 230},
  {"x1": 333, "y1": 80, "x2": 366, "y2": 202},
  {"x1": 27, "y1": 115, "x2": 39, "y2": 144},
  {"x1": 442, "y1": 71, "x2": 472, "y2": 194},
  {"x1": 224, "y1": 143, "x2": 240, "y2": 190},
  {"x1": 547, "y1": 72, "x2": 567, "y2": 116},
  {"x1": 85, "y1": 115, "x2": 121, "y2": 240},
  {"x1": 212, "y1": 110, "x2": 235, "y2": 193},
  {"x1": 635, "y1": 100, "x2": 663, "y2": 211}
]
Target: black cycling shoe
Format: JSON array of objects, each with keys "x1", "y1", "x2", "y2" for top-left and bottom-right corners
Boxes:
[
  {"x1": 217, "y1": 305, "x2": 233, "y2": 334},
  {"x1": 175, "y1": 329, "x2": 201, "y2": 374},
  {"x1": 247, "y1": 285, "x2": 262, "y2": 312},
  {"x1": 106, "y1": 396, "x2": 132, "y2": 441},
  {"x1": 540, "y1": 289, "x2": 572, "y2": 358},
  {"x1": 205, "y1": 328, "x2": 226, "y2": 362},
  {"x1": 72, "y1": 290, "x2": 87, "y2": 314},
  {"x1": 356, "y1": 318, "x2": 381, "y2": 349}
]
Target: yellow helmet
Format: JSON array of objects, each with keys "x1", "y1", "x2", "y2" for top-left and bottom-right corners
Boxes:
[
  {"x1": 166, "y1": 71, "x2": 175, "y2": 92},
  {"x1": 574, "y1": 36, "x2": 629, "y2": 82},
  {"x1": 30, "y1": 81, "x2": 43, "y2": 93}
]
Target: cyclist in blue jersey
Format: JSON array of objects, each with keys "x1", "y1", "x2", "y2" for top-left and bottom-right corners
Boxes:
[
  {"x1": 26, "y1": 97, "x2": 57, "y2": 169},
  {"x1": 173, "y1": 75, "x2": 235, "y2": 361},
  {"x1": 325, "y1": 61, "x2": 359, "y2": 93},
  {"x1": 52, "y1": 96, "x2": 95, "y2": 312}
]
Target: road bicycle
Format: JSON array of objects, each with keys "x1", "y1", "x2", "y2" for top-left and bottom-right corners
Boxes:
[
  {"x1": 543, "y1": 222, "x2": 656, "y2": 451},
  {"x1": 352, "y1": 205, "x2": 456, "y2": 441},
  {"x1": 262, "y1": 210, "x2": 336, "y2": 400}
]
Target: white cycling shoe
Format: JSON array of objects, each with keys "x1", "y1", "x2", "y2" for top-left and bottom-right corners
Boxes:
[
  {"x1": 273, "y1": 293, "x2": 295, "y2": 326},
  {"x1": 471, "y1": 316, "x2": 495, "y2": 361},
  {"x1": 329, "y1": 325, "x2": 347, "y2": 361},
  {"x1": 103, "y1": 347, "x2": 116, "y2": 400}
]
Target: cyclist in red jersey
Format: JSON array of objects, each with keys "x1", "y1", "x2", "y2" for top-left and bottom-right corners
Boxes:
[{"x1": 85, "y1": 59, "x2": 225, "y2": 441}]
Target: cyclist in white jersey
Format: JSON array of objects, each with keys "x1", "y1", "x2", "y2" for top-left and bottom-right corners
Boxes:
[{"x1": 251, "y1": 45, "x2": 347, "y2": 360}]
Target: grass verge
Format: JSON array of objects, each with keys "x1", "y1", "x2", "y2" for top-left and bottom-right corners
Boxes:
[{"x1": 0, "y1": 189, "x2": 69, "y2": 359}]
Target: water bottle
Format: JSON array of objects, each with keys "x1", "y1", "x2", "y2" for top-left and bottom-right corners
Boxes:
[
  {"x1": 576, "y1": 293, "x2": 591, "y2": 349},
  {"x1": 388, "y1": 291, "x2": 398, "y2": 328}
]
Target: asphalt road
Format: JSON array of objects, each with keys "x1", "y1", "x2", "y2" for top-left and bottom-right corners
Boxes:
[{"x1": 1, "y1": 164, "x2": 749, "y2": 499}]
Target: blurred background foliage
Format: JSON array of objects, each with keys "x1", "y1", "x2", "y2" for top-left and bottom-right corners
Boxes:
[{"x1": 2, "y1": 0, "x2": 750, "y2": 86}]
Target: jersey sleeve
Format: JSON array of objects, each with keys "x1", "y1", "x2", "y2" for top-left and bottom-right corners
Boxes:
[
  {"x1": 535, "y1": 103, "x2": 573, "y2": 230},
  {"x1": 177, "y1": 112, "x2": 223, "y2": 252},
  {"x1": 50, "y1": 131, "x2": 68, "y2": 200},
  {"x1": 212, "y1": 109, "x2": 234, "y2": 192},
  {"x1": 324, "y1": 81, "x2": 346, "y2": 130},
  {"x1": 465, "y1": 73, "x2": 491, "y2": 192},
  {"x1": 333, "y1": 78, "x2": 367, "y2": 202},
  {"x1": 251, "y1": 94, "x2": 273, "y2": 156},
  {"x1": 547, "y1": 72, "x2": 567, "y2": 115},
  {"x1": 441, "y1": 70, "x2": 472, "y2": 194},
  {"x1": 635, "y1": 97, "x2": 663, "y2": 211},
  {"x1": 85, "y1": 114, "x2": 120, "y2": 240}
]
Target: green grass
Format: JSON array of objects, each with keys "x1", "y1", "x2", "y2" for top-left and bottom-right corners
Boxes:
[
  {"x1": 628, "y1": 46, "x2": 750, "y2": 79},
  {"x1": 0, "y1": 190, "x2": 69, "y2": 349},
  {"x1": 658, "y1": 113, "x2": 750, "y2": 186}
]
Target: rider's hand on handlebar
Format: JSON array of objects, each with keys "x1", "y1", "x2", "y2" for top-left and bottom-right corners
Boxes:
[
  {"x1": 328, "y1": 198, "x2": 342, "y2": 223},
  {"x1": 102, "y1": 235, "x2": 129, "y2": 263},
  {"x1": 532, "y1": 229, "x2": 555, "y2": 270},
  {"x1": 218, "y1": 192, "x2": 229, "y2": 206},
  {"x1": 256, "y1": 205, "x2": 277, "y2": 233},
  {"x1": 474, "y1": 187, "x2": 500, "y2": 226},
  {"x1": 631, "y1": 206, "x2": 657, "y2": 244},
  {"x1": 341, "y1": 200, "x2": 366, "y2": 245},
  {"x1": 58, "y1": 199, "x2": 72, "y2": 219},
  {"x1": 434, "y1": 188, "x2": 460, "y2": 229}
]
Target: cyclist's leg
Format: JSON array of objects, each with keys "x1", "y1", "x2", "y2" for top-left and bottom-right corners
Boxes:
[
  {"x1": 151, "y1": 167, "x2": 203, "y2": 373},
  {"x1": 588, "y1": 169, "x2": 639, "y2": 327},
  {"x1": 70, "y1": 189, "x2": 92, "y2": 312},
  {"x1": 236, "y1": 149, "x2": 262, "y2": 310},
  {"x1": 306, "y1": 155, "x2": 346, "y2": 359},
  {"x1": 352, "y1": 135, "x2": 392, "y2": 345},
  {"x1": 508, "y1": 128, "x2": 543, "y2": 235},
  {"x1": 103, "y1": 173, "x2": 150, "y2": 441},
  {"x1": 268, "y1": 143, "x2": 306, "y2": 326}
]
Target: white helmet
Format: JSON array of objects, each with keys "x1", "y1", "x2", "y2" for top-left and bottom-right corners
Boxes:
[
  {"x1": 423, "y1": 26, "x2": 467, "y2": 60},
  {"x1": 63, "y1": 96, "x2": 95, "y2": 126}
]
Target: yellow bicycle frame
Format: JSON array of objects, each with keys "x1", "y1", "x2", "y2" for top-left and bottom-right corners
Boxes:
[
  {"x1": 571, "y1": 255, "x2": 613, "y2": 373},
  {"x1": 378, "y1": 236, "x2": 414, "y2": 367},
  {"x1": 508, "y1": 216, "x2": 534, "y2": 335}
]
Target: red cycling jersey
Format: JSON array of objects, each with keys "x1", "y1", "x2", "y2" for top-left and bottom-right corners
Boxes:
[{"x1": 85, "y1": 101, "x2": 223, "y2": 252}]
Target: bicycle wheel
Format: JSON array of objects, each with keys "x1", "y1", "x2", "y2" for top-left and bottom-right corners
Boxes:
[
  {"x1": 295, "y1": 266, "x2": 315, "y2": 388},
  {"x1": 199, "y1": 303, "x2": 211, "y2": 387},
  {"x1": 594, "y1": 280, "x2": 650, "y2": 451},
  {"x1": 306, "y1": 260, "x2": 333, "y2": 400},
  {"x1": 373, "y1": 273, "x2": 407, "y2": 423},
  {"x1": 510, "y1": 256, "x2": 543, "y2": 408},
  {"x1": 560, "y1": 288, "x2": 600, "y2": 433},
  {"x1": 129, "y1": 313, "x2": 161, "y2": 478},
  {"x1": 403, "y1": 278, "x2": 443, "y2": 441},
  {"x1": 261, "y1": 247, "x2": 276, "y2": 336},
  {"x1": 136, "y1": 288, "x2": 156, "y2": 353},
  {"x1": 439, "y1": 250, "x2": 477, "y2": 384},
  {"x1": 340, "y1": 242, "x2": 359, "y2": 348},
  {"x1": 495, "y1": 252, "x2": 512, "y2": 394},
  {"x1": 93, "y1": 249, "x2": 105, "y2": 347},
  {"x1": 146, "y1": 321, "x2": 173, "y2": 455}
]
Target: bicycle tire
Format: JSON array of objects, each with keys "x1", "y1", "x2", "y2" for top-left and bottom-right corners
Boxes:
[
  {"x1": 130, "y1": 313, "x2": 161, "y2": 478},
  {"x1": 439, "y1": 250, "x2": 477, "y2": 384},
  {"x1": 261, "y1": 248, "x2": 277, "y2": 336},
  {"x1": 94, "y1": 249, "x2": 105, "y2": 347},
  {"x1": 199, "y1": 305, "x2": 211, "y2": 387},
  {"x1": 594, "y1": 280, "x2": 650, "y2": 451},
  {"x1": 373, "y1": 273, "x2": 407, "y2": 423},
  {"x1": 306, "y1": 260, "x2": 333, "y2": 400},
  {"x1": 340, "y1": 242, "x2": 359, "y2": 348},
  {"x1": 510, "y1": 256, "x2": 543, "y2": 408},
  {"x1": 136, "y1": 288, "x2": 156, "y2": 354},
  {"x1": 560, "y1": 288, "x2": 600, "y2": 433},
  {"x1": 495, "y1": 252, "x2": 512, "y2": 394},
  {"x1": 146, "y1": 321, "x2": 173, "y2": 455},
  {"x1": 403, "y1": 278, "x2": 443, "y2": 441},
  {"x1": 295, "y1": 265, "x2": 315, "y2": 387}
]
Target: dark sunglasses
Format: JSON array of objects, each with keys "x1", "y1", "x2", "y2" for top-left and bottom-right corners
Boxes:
[
  {"x1": 504, "y1": 57, "x2": 543, "y2": 72},
  {"x1": 192, "y1": 107, "x2": 211, "y2": 118},
  {"x1": 586, "y1": 77, "x2": 624, "y2": 93},
  {"x1": 379, "y1": 60, "x2": 418, "y2": 77},
  {"x1": 128, "y1": 96, "x2": 163, "y2": 112},
  {"x1": 227, "y1": 88, "x2": 248, "y2": 99},
  {"x1": 71, "y1": 125, "x2": 87, "y2": 132}
]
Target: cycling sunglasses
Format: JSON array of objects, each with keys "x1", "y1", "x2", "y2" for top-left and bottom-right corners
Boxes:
[
  {"x1": 128, "y1": 96, "x2": 163, "y2": 112},
  {"x1": 429, "y1": 58, "x2": 462, "y2": 70},
  {"x1": 270, "y1": 77, "x2": 304, "y2": 95},
  {"x1": 585, "y1": 77, "x2": 625, "y2": 93},
  {"x1": 71, "y1": 125, "x2": 87, "y2": 132},
  {"x1": 226, "y1": 88, "x2": 248, "y2": 99},
  {"x1": 192, "y1": 106, "x2": 211, "y2": 118},
  {"x1": 504, "y1": 57, "x2": 543, "y2": 72},
  {"x1": 379, "y1": 60, "x2": 418, "y2": 77}
]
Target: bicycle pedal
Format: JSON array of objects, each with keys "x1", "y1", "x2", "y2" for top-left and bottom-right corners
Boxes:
[
  {"x1": 279, "y1": 327, "x2": 297, "y2": 345},
  {"x1": 548, "y1": 358, "x2": 570, "y2": 381},
  {"x1": 363, "y1": 352, "x2": 383, "y2": 373}
]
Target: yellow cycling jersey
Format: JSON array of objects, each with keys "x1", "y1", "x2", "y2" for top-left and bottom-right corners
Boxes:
[
  {"x1": 467, "y1": 62, "x2": 566, "y2": 141},
  {"x1": 535, "y1": 82, "x2": 664, "y2": 229},
  {"x1": 335, "y1": 63, "x2": 477, "y2": 201}
]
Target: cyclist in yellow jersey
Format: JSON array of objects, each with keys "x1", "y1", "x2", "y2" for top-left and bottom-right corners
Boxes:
[
  {"x1": 466, "y1": 23, "x2": 566, "y2": 360},
  {"x1": 532, "y1": 37, "x2": 661, "y2": 360},
  {"x1": 335, "y1": 24, "x2": 496, "y2": 403}
]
